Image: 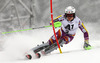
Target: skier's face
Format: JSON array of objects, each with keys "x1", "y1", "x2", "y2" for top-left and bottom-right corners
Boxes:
[{"x1": 66, "y1": 14, "x2": 74, "y2": 21}]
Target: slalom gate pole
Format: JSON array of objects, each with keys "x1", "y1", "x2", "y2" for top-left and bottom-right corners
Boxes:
[{"x1": 50, "y1": 0, "x2": 62, "y2": 53}]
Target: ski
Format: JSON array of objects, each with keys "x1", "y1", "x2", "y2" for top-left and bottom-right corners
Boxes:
[{"x1": 25, "y1": 40, "x2": 65, "y2": 60}]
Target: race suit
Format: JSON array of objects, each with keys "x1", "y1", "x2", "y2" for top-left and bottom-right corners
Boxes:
[{"x1": 49, "y1": 15, "x2": 89, "y2": 45}]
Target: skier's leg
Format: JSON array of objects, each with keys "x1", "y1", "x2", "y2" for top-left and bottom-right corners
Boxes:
[
  {"x1": 62, "y1": 34, "x2": 75, "y2": 44},
  {"x1": 40, "y1": 29, "x2": 63, "y2": 54},
  {"x1": 44, "y1": 39, "x2": 65, "y2": 54},
  {"x1": 32, "y1": 29, "x2": 62, "y2": 53},
  {"x1": 49, "y1": 29, "x2": 62, "y2": 45},
  {"x1": 44, "y1": 33, "x2": 75, "y2": 54}
]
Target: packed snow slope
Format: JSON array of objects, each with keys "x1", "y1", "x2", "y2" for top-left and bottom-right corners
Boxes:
[{"x1": 0, "y1": 23, "x2": 100, "y2": 63}]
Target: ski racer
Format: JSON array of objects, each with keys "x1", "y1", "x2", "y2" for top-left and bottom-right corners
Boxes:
[{"x1": 26, "y1": 6, "x2": 92, "y2": 59}]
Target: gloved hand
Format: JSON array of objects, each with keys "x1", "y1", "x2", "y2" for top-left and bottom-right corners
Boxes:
[
  {"x1": 54, "y1": 22, "x2": 62, "y2": 28},
  {"x1": 83, "y1": 40, "x2": 92, "y2": 50}
]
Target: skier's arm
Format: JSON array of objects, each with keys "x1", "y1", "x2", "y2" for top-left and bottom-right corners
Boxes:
[
  {"x1": 79, "y1": 22, "x2": 89, "y2": 43},
  {"x1": 79, "y1": 21, "x2": 92, "y2": 50}
]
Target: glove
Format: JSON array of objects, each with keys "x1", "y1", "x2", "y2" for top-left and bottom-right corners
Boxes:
[
  {"x1": 83, "y1": 40, "x2": 92, "y2": 50},
  {"x1": 54, "y1": 22, "x2": 62, "y2": 28}
]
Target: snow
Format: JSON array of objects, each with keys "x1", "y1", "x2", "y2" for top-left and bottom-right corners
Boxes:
[{"x1": 0, "y1": 25, "x2": 100, "y2": 63}]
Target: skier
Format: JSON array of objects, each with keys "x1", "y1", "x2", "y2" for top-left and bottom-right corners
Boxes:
[{"x1": 26, "y1": 6, "x2": 92, "y2": 59}]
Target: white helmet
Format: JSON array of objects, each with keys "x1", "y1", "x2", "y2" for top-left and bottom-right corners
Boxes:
[
  {"x1": 65, "y1": 6, "x2": 76, "y2": 14},
  {"x1": 65, "y1": 6, "x2": 76, "y2": 18}
]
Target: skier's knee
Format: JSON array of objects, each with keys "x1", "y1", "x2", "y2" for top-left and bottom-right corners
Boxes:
[{"x1": 48, "y1": 39, "x2": 56, "y2": 45}]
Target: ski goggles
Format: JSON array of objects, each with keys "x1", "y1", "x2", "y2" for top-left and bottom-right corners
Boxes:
[{"x1": 66, "y1": 14, "x2": 74, "y2": 17}]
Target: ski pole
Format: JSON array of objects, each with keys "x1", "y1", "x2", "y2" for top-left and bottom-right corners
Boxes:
[
  {"x1": 1, "y1": 25, "x2": 52, "y2": 34},
  {"x1": 50, "y1": 0, "x2": 62, "y2": 53},
  {"x1": 2, "y1": 22, "x2": 62, "y2": 34}
]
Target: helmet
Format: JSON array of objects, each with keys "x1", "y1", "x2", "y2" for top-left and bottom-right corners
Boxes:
[
  {"x1": 65, "y1": 6, "x2": 76, "y2": 14},
  {"x1": 65, "y1": 6, "x2": 76, "y2": 18}
]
